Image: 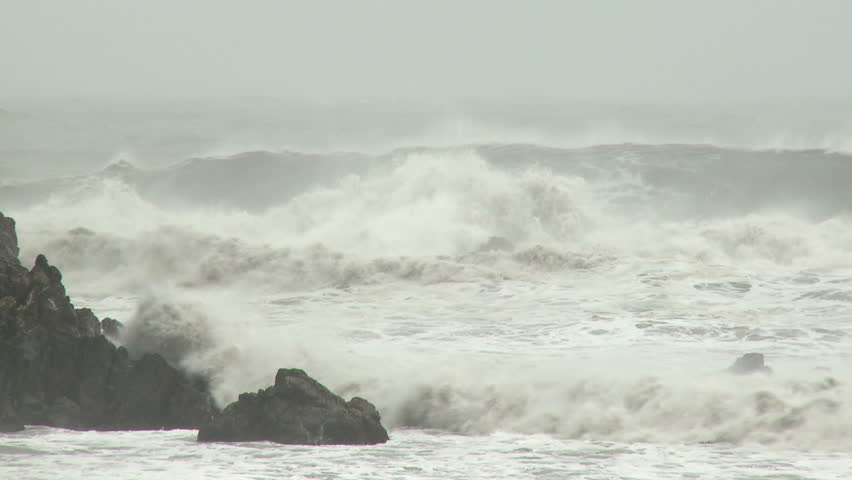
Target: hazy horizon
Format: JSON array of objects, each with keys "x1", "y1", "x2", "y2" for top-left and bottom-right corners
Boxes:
[
  {"x1": 5, "y1": 3, "x2": 852, "y2": 479},
  {"x1": 3, "y1": 0, "x2": 852, "y2": 104}
]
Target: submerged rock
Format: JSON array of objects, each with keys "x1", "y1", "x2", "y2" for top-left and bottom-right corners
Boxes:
[
  {"x1": 474, "y1": 236, "x2": 514, "y2": 253},
  {"x1": 0, "y1": 211, "x2": 216, "y2": 432},
  {"x1": 728, "y1": 352, "x2": 773, "y2": 375},
  {"x1": 198, "y1": 368, "x2": 389, "y2": 445},
  {"x1": 121, "y1": 299, "x2": 214, "y2": 366}
]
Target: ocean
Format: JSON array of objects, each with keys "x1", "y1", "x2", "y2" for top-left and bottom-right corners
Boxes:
[{"x1": 1, "y1": 102, "x2": 851, "y2": 479}]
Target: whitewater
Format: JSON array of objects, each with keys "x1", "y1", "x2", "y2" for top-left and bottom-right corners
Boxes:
[{"x1": 2, "y1": 106, "x2": 852, "y2": 479}]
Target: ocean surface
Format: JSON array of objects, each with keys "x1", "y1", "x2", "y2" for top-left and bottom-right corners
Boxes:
[{"x1": 1, "y1": 102, "x2": 852, "y2": 479}]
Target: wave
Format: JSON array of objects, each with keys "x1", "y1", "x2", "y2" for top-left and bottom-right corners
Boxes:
[
  {"x1": 4, "y1": 142, "x2": 852, "y2": 216},
  {"x1": 6, "y1": 149, "x2": 852, "y2": 294},
  {"x1": 216, "y1": 344, "x2": 852, "y2": 449},
  {"x1": 101, "y1": 292, "x2": 852, "y2": 450},
  {"x1": 378, "y1": 369, "x2": 851, "y2": 449},
  {"x1": 1, "y1": 150, "x2": 371, "y2": 211},
  {"x1": 5, "y1": 106, "x2": 852, "y2": 452}
]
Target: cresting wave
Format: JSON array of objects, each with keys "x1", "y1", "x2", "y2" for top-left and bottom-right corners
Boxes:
[
  {"x1": 5, "y1": 143, "x2": 852, "y2": 452},
  {"x1": 10, "y1": 154, "x2": 598, "y2": 290},
  {"x1": 4, "y1": 103, "x2": 851, "y2": 185},
  {"x1": 5, "y1": 142, "x2": 852, "y2": 215},
  {"x1": 8, "y1": 147, "x2": 852, "y2": 292}
]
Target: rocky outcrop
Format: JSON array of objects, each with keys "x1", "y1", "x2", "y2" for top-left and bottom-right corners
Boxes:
[
  {"x1": 0, "y1": 414, "x2": 24, "y2": 432},
  {"x1": 100, "y1": 317, "x2": 124, "y2": 341},
  {"x1": 0, "y1": 213, "x2": 18, "y2": 265},
  {"x1": 728, "y1": 352, "x2": 773, "y2": 375},
  {"x1": 0, "y1": 211, "x2": 216, "y2": 431},
  {"x1": 198, "y1": 368, "x2": 389, "y2": 445},
  {"x1": 2, "y1": 211, "x2": 388, "y2": 445}
]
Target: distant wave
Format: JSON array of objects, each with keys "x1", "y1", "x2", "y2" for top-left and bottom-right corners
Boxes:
[
  {"x1": 5, "y1": 140, "x2": 851, "y2": 452},
  {"x1": 4, "y1": 142, "x2": 852, "y2": 217},
  {"x1": 7, "y1": 149, "x2": 852, "y2": 294}
]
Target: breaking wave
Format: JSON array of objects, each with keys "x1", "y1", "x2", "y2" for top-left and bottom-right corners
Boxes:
[
  {"x1": 5, "y1": 141, "x2": 852, "y2": 452},
  {"x1": 5, "y1": 146, "x2": 851, "y2": 293},
  {"x1": 379, "y1": 369, "x2": 852, "y2": 449},
  {"x1": 106, "y1": 291, "x2": 852, "y2": 450}
]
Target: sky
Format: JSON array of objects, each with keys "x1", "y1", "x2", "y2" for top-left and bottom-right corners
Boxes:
[{"x1": 1, "y1": 0, "x2": 851, "y2": 103}]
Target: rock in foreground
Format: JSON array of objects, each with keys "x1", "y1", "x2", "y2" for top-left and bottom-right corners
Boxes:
[
  {"x1": 0, "y1": 414, "x2": 24, "y2": 432},
  {"x1": 0, "y1": 211, "x2": 216, "y2": 431},
  {"x1": 198, "y1": 368, "x2": 389, "y2": 445}
]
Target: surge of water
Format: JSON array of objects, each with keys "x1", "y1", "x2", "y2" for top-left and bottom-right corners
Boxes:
[{"x1": 4, "y1": 141, "x2": 852, "y2": 454}]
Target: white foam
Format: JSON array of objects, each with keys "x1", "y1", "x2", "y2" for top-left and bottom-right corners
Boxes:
[{"x1": 6, "y1": 145, "x2": 852, "y2": 459}]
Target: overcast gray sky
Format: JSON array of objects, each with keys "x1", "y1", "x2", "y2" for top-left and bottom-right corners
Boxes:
[{"x1": 2, "y1": 0, "x2": 851, "y2": 103}]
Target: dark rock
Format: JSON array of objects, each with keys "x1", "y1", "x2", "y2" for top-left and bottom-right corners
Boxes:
[
  {"x1": 0, "y1": 211, "x2": 217, "y2": 432},
  {"x1": 101, "y1": 317, "x2": 124, "y2": 341},
  {"x1": 0, "y1": 212, "x2": 18, "y2": 266},
  {"x1": 1, "y1": 212, "x2": 381, "y2": 441},
  {"x1": 0, "y1": 212, "x2": 28, "y2": 312},
  {"x1": 728, "y1": 352, "x2": 773, "y2": 375},
  {"x1": 0, "y1": 413, "x2": 24, "y2": 432},
  {"x1": 75, "y1": 308, "x2": 103, "y2": 337},
  {"x1": 198, "y1": 368, "x2": 389, "y2": 445},
  {"x1": 44, "y1": 397, "x2": 83, "y2": 430},
  {"x1": 112, "y1": 353, "x2": 214, "y2": 430}
]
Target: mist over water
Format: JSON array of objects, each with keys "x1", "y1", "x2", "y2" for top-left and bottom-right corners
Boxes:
[
  {"x1": 5, "y1": 0, "x2": 852, "y2": 475},
  {"x1": 3, "y1": 102, "x2": 852, "y2": 479}
]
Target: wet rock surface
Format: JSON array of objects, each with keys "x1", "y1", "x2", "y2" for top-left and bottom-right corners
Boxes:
[
  {"x1": 100, "y1": 317, "x2": 124, "y2": 341},
  {"x1": 198, "y1": 368, "x2": 389, "y2": 445},
  {"x1": 0, "y1": 211, "x2": 216, "y2": 431},
  {"x1": 1, "y1": 211, "x2": 387, "y2": 446}
]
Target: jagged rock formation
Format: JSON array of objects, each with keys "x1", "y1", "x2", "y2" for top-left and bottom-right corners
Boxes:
[
  {"x1": 728, "y1": 352, "x2": 773, "y2": 375},
  {"x1": 0, "y1": 211, "x2": 216, "y2": 431},
  {"x1": 198, "y1": 368, "x2": 389, "y2": 445},
  {"x1": 100, "y1": 317, "x2": 124, "y2": 341},
  {"x1": 0, "y1": 213, "x2": 18, "y2": 264},
  {"x1": 2, "y1": 211, "x2": 388, "y2": 445}
]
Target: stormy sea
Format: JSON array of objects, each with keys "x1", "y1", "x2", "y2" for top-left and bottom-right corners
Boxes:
[{"x1": 2, "y1": 102, "x2": 852, "y2": 479}]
